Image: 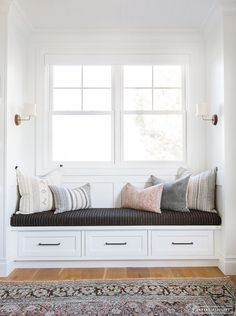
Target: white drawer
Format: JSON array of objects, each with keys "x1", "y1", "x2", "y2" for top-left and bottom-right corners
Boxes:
[
  {"x1": 85, "y1": 230, "x2": 147, "y2": 259},
  {"x1": 151, "y1": 230, "x2": 214, "y2": 258},
  {"x1": 18, "y1": 231, "x2": 82, "y2": 259}
]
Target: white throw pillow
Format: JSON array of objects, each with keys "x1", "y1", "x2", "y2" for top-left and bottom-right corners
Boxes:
[{"x1": 16, "y1": 168, "x2": 62, "y2": 214}]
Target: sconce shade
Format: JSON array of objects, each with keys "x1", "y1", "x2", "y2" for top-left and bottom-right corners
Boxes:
[
  {"x1": 25, "y1": 103, "x2": 37, "y2": 116},
  {"x1": 196, "y1": 103, "x2": 208, "y2": 116}
]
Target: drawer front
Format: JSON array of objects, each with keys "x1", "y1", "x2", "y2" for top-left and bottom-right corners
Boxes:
[
  {"x1": 85, "y1": 230, "x2": 147, "y2": 258},
  {"x1": 151, "y1": 230, "x2": 214, "y2": 258},
  {"x1": 18, "y1": 231, "x2": 81, "y2": 258}
]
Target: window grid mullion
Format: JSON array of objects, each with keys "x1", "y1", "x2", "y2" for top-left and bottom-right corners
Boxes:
[
  {"x1": 123, "y1": 87, "x2": 182, "y2": 89},
  {"x1": 123, "y1": 110, "x2": 184, "y2": 115},
  {"x1": 113, "y1": 65, "x2": 122, "y2": 165},
  {"x1": 51, "y1": 111, "x2": 111, "y2": 115},
  {"x1": 152, "y1": 66, "x2": 154, "y2": 111},
  {"x1": 49, "y1": 65, "x2": 53, "y2": 112},
  {"x1": 81, "y1": 66, "x2": 83, "y2": 111}
]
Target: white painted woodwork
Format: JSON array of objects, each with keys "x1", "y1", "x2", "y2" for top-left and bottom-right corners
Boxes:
[
  {"x1": 18, "y1": 231, "x2": 82, "y2": 259},
  {"x1": 85, "y1": 230, "x2": 147, "y2": 259},
  {"x1": 12, "y1": 226, "x2": 220, "y2": 265},
  {"x1": 151, "y1": 230, "x2": 214, "y2": 258}
]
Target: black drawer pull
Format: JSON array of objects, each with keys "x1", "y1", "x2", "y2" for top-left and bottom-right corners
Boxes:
[
  {"x1": 38, "y1": 242, "x2": 61, "y2": 246},
  {"x1": 171, "y1": 242, "x2": 194, "y2": 245},
  {"x1": 105, "y1": 242, "x2": 127, "y2": 246}
]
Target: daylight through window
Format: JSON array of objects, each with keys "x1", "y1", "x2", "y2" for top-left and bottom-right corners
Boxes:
[{"x1": 49, "y1": 64, "x2": 186, "y2": 164}]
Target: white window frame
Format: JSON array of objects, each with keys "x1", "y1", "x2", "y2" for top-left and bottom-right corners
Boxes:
[
  {"x1": 48, "y1": 65, "x2": 114, "y2": 164},
  {"x1": 120, "y1": 65, "x2": 187, "y2": 166},
  {"x1": 37, "y1": 54, "x2": 188, "y2": 173}
]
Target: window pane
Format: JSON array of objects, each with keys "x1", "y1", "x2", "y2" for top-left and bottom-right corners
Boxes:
[
  {"x1": 124, "y1": 89, "x2": 152, "y2": 110},
  {"x1": 52, "y1": 115, "x2": 111, "y2": 161},
  {"x1": 124, "y1": 115, "x2": 183, "y2": 161},
  {"x1": 83, "y1": 89, "x2": 111, "y2": 111},
  {"x1": 154, "y1": 66, "x2": 182, "y2": 87},
  {"x1": 154, "y1": 89, "x2": 182, "y2": 111},
  {"x1": 124, "y1": 66, "x2": 152, "y2": 87},
  {"x1": 53, "y1": 89, "x2": 81, "y2": 111},
  {"x1": 83, "y1": 66, "x2": 111, "y2": 87},
  {"x1": 53, "y1": 66, "x2": 82, "y2": 87}
]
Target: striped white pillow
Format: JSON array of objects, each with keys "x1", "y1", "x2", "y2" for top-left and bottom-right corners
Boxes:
[
  {"x1": 176, "y1": 167, "x2": 217, "y2": 212},
  {"x1": 50, "y1": 184, "x2": 91, "y2": 214},
  {"x1": 16, "y1": 169, "x2": 62, "y2": 214}
]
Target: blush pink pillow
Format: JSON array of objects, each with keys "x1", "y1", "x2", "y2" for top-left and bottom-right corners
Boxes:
[{"x1": 122, "y1": 183, "x2": 164, "y2": 213}]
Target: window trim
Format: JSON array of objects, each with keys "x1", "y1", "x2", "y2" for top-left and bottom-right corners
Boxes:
[{"x1": 38, "y1": 54, "x2": 189, "y2": 173}]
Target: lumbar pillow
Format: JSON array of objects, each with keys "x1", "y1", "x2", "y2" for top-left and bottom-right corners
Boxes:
[
  {"x1": 151, "y1": 175, "x2": 190, "y2": 212},
  {"x1": 176, "y1": 167, "x2": 217, "y2": 212},
  {"x1": 50, "y1": 183, "x2": 91, "y2": 214},
  {"x1": 122, "y1": 183, "x2": 164, "y2": 213},
  {"x1": 16, "y1": 168, "x2": 62, "y2": 215}
]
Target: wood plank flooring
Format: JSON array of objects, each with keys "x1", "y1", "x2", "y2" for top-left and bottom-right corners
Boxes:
[{"x1": 1, "y1": 267, "x2": 235, "y2": 282}]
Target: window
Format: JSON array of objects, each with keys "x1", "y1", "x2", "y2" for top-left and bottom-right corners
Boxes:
[
  {"x1": 48, "y1": 62, "x2": 186, "y2": 166},
  {"x1": 123, "y1": 65, "x2": 184, "y2": 161},
  {"x1": 51, "y1": 65, "x2": 112, "y2": 162}
]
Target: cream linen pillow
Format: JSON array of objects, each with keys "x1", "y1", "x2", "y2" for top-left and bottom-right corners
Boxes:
[{"x1": 16, "y1": 168, "x2": 62, "y2": 214}]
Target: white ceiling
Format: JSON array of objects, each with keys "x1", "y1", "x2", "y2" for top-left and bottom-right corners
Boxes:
[{"x1": 16, "y1": 0, "x2": 217, "y2": 30}]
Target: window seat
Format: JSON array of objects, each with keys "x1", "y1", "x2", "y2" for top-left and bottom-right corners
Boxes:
[{"x1": 11, "y1": 208, "x2": 221, "y2": 227}]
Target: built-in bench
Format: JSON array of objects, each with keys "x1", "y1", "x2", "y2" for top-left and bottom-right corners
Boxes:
[{"x1": 10, "y1": 208, "x2": 222, "y2": 269}]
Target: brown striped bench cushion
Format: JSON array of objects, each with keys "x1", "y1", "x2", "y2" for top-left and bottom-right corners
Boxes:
[{"x1": 10, "y1": 208, "x2": 221, "y2": 227}]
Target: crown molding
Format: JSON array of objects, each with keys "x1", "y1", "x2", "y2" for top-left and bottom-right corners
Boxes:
[
  {"x1": 0, "y1": 0, "x2": 12, "y2": 14},
  {"x1": 30, "y1": 28, "x2": 204, "y2": 45},
  {"x1": 220, "y1": 0, "x2": 236, "y2": 15}
]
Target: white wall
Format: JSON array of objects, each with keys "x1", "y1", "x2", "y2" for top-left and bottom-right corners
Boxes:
[
  {"x1": 205, "y1": 6, "x2": 224, "y2": 219},
  {"x1": 221, "y1": 6, "x2": 236, "y2": 274},
  {"x1": 204, "y1": 5, "x2": 225, "y2": 272},
  {"x1": 0, "y1": 0, "x2": 11, "y2": 276},
  {"x1": 205, "y1": 8, "x2": 224, "y2": 172},
  {"x1": 6, "y1": 3, "x2": 34, "y2": 261},
  {"x1": 205, "y1": 0, "x2": 236, "y2": 274}
]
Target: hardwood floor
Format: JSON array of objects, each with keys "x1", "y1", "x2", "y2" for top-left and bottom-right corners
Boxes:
[{"x1": 1, "y1": 267, "x2": 235, "y2": 281}]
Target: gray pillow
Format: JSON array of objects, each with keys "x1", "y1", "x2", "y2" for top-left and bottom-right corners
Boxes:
[
  {"x1": 50, "y1": 183, "x2": 91, "y2": 214},
  {"x1": 151, "y1": 175, "x2": 190, "y2": 212}
]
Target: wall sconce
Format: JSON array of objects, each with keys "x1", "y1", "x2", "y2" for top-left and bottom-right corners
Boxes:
[
  {"x1": 196, "y1": 103, "x2": 218, "y2": 126},
  {"x1": 15, "y1": 103, "x2": 37, "y2": 126}
]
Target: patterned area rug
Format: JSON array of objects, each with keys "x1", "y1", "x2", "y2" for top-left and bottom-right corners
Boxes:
[{"x1": 0, "y1": 278, "x2": 235, "y2": 315}]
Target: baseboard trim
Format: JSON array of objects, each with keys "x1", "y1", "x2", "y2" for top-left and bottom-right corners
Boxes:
[
  {"x1": 14, "y1": 259, "x2": 219, "y2": 269},
  {"x1": 218, "y1": 258, "x2": 236, "y2": 275},
  {"x1": 0, "y1": 259, "x2": 15, "y2": 277}
]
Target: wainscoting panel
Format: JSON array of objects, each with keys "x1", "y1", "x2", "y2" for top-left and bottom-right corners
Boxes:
[
  {"x1": 65, "y1": 182, "x2": 115, "y2": 208},
  {"x1": 62, "y1": 174, "x2": 175, "y2": 208}
]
